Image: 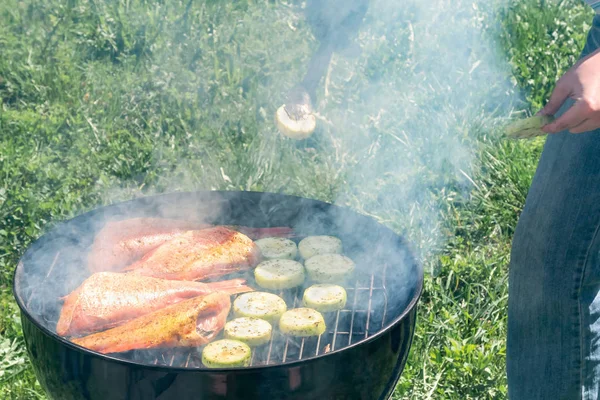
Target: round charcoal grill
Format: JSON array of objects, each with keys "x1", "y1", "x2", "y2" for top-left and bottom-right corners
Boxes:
[{"x1": 13, "y1": 191, "x2": 423, "y2": 400}]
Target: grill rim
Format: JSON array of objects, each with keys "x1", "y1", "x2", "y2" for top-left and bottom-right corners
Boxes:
[{"x1": 12, "y1": 190, "x2": 424, "y2": 372}]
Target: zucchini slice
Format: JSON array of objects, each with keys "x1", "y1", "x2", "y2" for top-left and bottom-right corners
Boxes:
[
  {"x1": 224, "y1": 317, "x2": 273, "y2": 347},
  {"x1": 254, "y1": 237, "x2": 298, "y2": 260},
  {"x1": 254, "y1": 259, "x2": 305, "y2": 290},
  {"x1": 275, "y1": 104, "x2": 316, "y2": 140},
  {"x1": 279, "y1": 308, "x2": 326, "y2": 337},
  {"x1": 303, "y1": 284, "x2": 347, "y2": 312},
  {"x1": 202, "y1": 339, "x2": 252, "y2": 368},
  {"x1": 233, "y1": 292, "x2": 288, "y2": 324},
  {"x1": 505, "y1": 114, "x2": 554, "y2": 139},
  {"x1": 298, "y1": 235, "x2": 342, "y2": 260},
  {"x1": 304, "y1": 253, "x2": 355, "y2": 283}
]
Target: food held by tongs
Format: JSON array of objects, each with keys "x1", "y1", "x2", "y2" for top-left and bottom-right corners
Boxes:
[{"x1": 505, "y1": 114, "x2": 556, "y2": 139}]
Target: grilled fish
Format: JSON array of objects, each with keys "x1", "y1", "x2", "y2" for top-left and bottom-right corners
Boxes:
[
  {"x1": 57, "y1": 272, "x2": 252, "y2": 337},
  {"x1": 123, "y1": 226, "x2": 262, "y2": 281},
  {"x1": 88, "y1": 218, "x2": 293, "y2": 273},
  {"x1": 71, "y1": 292, "x2": 231, "y2": 354}
]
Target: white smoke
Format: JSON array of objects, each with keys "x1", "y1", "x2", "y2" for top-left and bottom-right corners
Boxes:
[{"x1": 303, "y1": 0, "x2": 519, "y2": 268}]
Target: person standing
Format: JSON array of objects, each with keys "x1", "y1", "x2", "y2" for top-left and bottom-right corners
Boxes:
[{"x1": 507, "y1": 2, "x2": 600, "y2": 399}]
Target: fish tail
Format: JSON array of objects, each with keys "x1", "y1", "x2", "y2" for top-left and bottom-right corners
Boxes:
[{"x1": 205, "y1": 279, "x2": 254, "y2": 295}]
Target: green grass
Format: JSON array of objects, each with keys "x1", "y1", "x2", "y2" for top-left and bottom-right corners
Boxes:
[{"x1": 0, "y1": 0, "x2": 593, "y2": 398}]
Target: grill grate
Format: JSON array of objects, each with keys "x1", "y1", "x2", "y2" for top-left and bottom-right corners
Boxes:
[
  {"x1": 24, "y1": 250, "x2": 390, "y2": 369},
  {"x1": 152, "y1": 264, "x2": 390, "y2": 368}
]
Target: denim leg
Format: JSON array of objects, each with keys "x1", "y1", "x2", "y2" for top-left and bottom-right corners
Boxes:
[
  {"x1": 507, "y1": 16, "x2": 600, "y2": 399},
  {"x1": 507, "y1": 110, "x2": 600, "y2": 399},
  {"x1": 581, "y1": 234, "x2": 600, "y2": 400}
]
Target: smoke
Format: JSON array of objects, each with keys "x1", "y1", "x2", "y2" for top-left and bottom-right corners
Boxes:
[{"x1": 311, "y1": 0, "x2": 518, "y2": 266}]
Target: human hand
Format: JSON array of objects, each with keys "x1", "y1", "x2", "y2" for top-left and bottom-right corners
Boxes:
[{"x1": 539, "y1": 48, "x2": 600, "y2": 134}]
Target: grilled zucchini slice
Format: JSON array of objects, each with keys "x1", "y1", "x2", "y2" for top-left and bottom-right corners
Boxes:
[
  {"x1": 254, "y1": 237, "x2": 298, "y2": 260},
  {"x1": 303, "y1": 284, "x2": 347, "y2": 312},
  {"x1": 505, "y1": 114, "x2": 554, "y2": 139},
  {"x1": 298, "y1": 235, "x2": 342, "y2": 260},
  {"x1": 224, "y1": 317, "x2": 273, "y2": 347},
  {"x1": 254, "y1": 259, "x2": 305, "y2": 290},
  {"x1": 202, "y1": 339, "x2": 252, "y2": 368},
  {"x1": 275, "y1": 105, "x2": 316, "y2": 140},
  {"x1": 279, "y1": 308, "x2": 326, "y2": 337},
  {"x1": 304, "y1": 253, "x2": 355, "y2": 283},
  {"x1": 233, "y1": 292, "x2": 288, "y2": 324}
]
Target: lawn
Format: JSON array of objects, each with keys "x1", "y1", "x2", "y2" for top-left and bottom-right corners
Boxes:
[{"x1": 0, "y1": 0, "x2": 593, "y2": 398}]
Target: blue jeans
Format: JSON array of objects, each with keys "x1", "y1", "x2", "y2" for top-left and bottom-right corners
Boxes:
[{"x1": 507, "y1": 15, "x2": 600, "y2": 400}]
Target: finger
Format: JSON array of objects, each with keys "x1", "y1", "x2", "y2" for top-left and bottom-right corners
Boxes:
[
  {"x1": 569, "y1": 118, "x2": 600, "y2": 134},
  {"x1": 539, "y1": 78, "x2": 571, "y2": 116},
  {"x1": 542, "y1": 99, "x2": 591, "y2": 133}
]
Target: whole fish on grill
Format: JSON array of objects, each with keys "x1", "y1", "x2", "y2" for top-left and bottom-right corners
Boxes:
[
  {"x1": 57, "y1": 272, "x2": 253, "y2": 337},
  {"x1": 71, "y1": 292, "x2": 231, "y2": 354},
  {"x1": 88, "y1": 217, "x2": 293, "y2": 273},
  {"x1": 122, "y1": 226, "x2": 262, "y2": 281}
]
